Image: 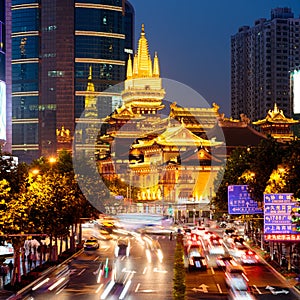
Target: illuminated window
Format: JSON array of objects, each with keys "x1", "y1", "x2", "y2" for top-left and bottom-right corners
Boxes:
[{"x1": 48, "y1": 71, "x2": 64, "y2": 77}]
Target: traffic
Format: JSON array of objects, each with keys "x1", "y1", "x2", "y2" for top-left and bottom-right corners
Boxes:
[{"x1": 5, "y1": 217, "x2": 300, "y2": 300}]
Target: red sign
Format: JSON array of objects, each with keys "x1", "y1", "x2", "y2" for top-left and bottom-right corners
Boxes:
[{"x1": 265, "y1": 234, "x2": 300, "y2": 241}]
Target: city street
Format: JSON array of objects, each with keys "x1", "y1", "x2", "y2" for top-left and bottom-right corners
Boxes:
[{"x1": 5, "y1": 224, "x2": 300, "y2": 300}]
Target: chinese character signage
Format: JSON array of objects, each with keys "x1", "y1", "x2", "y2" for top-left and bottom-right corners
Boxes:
[
  {"x1": 264, "y1": 233, "x2": 300, "y2": 241},
  {"x1": 264, "y1": 193, "x2": 294, "y2": 237},
  {"x1": 228, "y1": 185, "x2": 263, "y2": 215}
]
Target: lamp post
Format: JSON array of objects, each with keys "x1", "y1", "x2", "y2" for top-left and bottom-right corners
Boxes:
[{"x1": 193, "y1": 208, "x2": 196, "y2": 225}]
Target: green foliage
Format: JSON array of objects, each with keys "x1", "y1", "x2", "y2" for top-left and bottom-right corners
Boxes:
[
  {"x1": 247, "y1": 137, "x2": 285, "y2": 202},
  {"x1": 56, "y1": 150, "x2": 74, "y2": 174},
  {"x1": 173, "y1": 234, "x2": 186, "y2": 300},
  {"x1": 282, "y1": 140, "x2": 300, "y2": 198},
  {"x1": 213, "y1": 137, "x2": 289, "y2": 213},
  {"x1": 213, "y1": 147, "x2": 253, "y2": 213}
]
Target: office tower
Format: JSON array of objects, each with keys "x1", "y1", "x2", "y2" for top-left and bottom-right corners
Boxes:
[
  {"x1": 10, "y1": 0, "x2": 134, "y2": 163},
  {"x1": 0, "y1": 0, "x2": 5, "y2": 148},
  {"x1": 1, "y1": 0, "x2": 10, "y2": 150},
  {"x1": 231, "y1": 7, "x2": 300, "y2": 122}
]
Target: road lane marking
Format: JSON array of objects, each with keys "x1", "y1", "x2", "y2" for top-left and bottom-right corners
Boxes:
[
  {"x1": 95, "y1": 283, "x2": 104, "y2": 293},
  {"x1": 77, "y1": 268, "x2": 86, "y2": 276},
  {"x1": 142, "y1": 267, "x2": 147, "y2": 274},
  {"x1": 153, "y1": 267, "x2": 167, "y2": 273},
  {"x1": 216, "y1": 283, "x2": 222, "y2": 293},
  {"x1": 135, "y1": 283, "x2": 140, "y2": 292},
  {"x1": 253, "y1": 285, "x2": 262, "y2": 294},
  {"x1": 94, "y1": 256, "x2": 100, "y2": 261},
  {"x1": 210, "y1": 267, "x2": 215, "y2": 274}
]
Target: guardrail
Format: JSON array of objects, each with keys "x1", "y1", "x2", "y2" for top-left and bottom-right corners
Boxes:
[{"x1": 7, "y1": 248, "x2": 83, "y2": 299}]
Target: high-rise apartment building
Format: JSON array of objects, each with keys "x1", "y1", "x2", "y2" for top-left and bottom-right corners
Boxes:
[
  {"x1": 231, "y1": 7, "x2": 300, "y2": 122},
  {"x1": 9, "y1": 0, "x2": 134, "y2": 163}
]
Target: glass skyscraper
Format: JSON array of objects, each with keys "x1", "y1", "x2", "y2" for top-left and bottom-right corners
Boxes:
[
  {"x1": 0, "y1": 0, "x2": 10, "y2": 149},
  {"x1": 10, "y1": 0, "x2": 134, "y2": 162}
]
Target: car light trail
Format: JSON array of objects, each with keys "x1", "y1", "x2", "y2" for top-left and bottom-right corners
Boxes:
[
  {"x1": 145, "y1": 248, "x2": 152, "y2": 263},
  {"x1": 119, "y1": 279, "x2": 132, "y2": 299},
  {"x1": 48, "y1": 277, "x2": 66, "y2": 291},
  {"x1": 32, "y1": 277, "x2": 50, "y2": 290},
  {"x1": 100, "y1": 280, "x2": 115, "y2": 299},
  {"x1": 95, "y1": 283, "x2": 104, "y2": 293}
]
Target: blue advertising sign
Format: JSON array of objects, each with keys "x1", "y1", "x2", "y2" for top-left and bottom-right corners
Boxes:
[
  {"x1": 264, "y1": 193, "x2": 294, "y2": 234},
  {"x1": 228, "y1": 185, "x2": 263, "y2": 215}
]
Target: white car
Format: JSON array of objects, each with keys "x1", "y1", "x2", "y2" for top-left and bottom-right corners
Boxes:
[{"x1": 225, "y1": 265, "x2": 249, "y2": 291}]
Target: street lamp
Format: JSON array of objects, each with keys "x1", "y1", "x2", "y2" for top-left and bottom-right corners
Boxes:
[
  {"x1": 48, "y1": 157, "x2": 57, "y2": 164},
  {"x1": 30, "y1": 168, "x2": 40, "y2": 176}
]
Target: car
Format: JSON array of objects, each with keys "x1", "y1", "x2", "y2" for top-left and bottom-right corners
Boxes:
[
  {"x1": 215, "y1": 254, "x2": 237, "y2": 269},
  {"x1": 225, "y1": 264, "x2": 249, "y2": 291},
  {"x1": 207, "y1": 238, "x2": 225, "y2": 255},
  {"x1": 83, "y1": 238, "x2": 99, "y2": 250},
  {"x1": 187, "y1": 247, "x2": 207, "y2": 271},
  {"x1": 219, "y1": 221, "x2": 227, "y2": 228},
  {"x1": 240, "y1": 249, "x2": 260, "y2": 265},
  {"x1": 228, "y1": 242, "x2": 249, "y2": 258},
  {"x1": 191, "y1": 226, "x2": 206, "y2": 236},
  {"x1": 98, "y1": 229, "x2": 113, "y2": 240},
  {"x1": 114, "y1": 238, "x2": 130, "y2": 257}
]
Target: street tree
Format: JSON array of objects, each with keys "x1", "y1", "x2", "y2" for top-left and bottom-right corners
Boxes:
[{"x1": 213, "y1": 147, "x2": 253, "y2": 215}]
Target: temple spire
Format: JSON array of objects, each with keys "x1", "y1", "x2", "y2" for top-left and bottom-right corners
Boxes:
[
  {"x1": 137, "y1": 24, "x2": 151, "y2": 77},
  {"x1": 126, "y1": 54, "x2": 133, "y2": 79},
  {"x1": 153, "y1": 51, "x2": 160, "y2": 77},
  {"x1": 87, "y1": 66, "x2": 94, "y2": 92},
  {"x1": 85, "y1": 65, "x2": 97, "y2": 117},
  {"x1": 148, "y1": 55, "x2": 153, "y2": 77},
  {"x1": 133, "y1": 53, "x2": 138, "y2": 75}
]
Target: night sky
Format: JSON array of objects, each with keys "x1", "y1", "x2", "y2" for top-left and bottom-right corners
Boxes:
[{"x1": 128, "y1": 0, "x2": 300, "y2": 117}]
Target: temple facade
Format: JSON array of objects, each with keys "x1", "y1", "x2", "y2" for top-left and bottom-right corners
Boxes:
[
  {"x1": 96, "y1": 25, "x2": 226, "y2": 217},
  {"x1": 93, "y1": 25, "x2": 299, "y2": 218},
  {"x1": 253, "y1": 103, "x2": 299, "y2": 142}
]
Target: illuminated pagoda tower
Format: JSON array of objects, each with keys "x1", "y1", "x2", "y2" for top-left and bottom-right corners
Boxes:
[
  {"x1": 98, "y1": 24, "x2": 166, "y2": 174},
  {"x1": 75, "y1": 66, "x2": 101, "y2": 155},
  {"x1": 97, "y1": 25, "x2": 225, "y2": 217},
  {"x1": 253, "y1": 103, "x2": 299, "y2": 142}
]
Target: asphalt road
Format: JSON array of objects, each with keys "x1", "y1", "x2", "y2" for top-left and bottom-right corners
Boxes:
[{"x1": 3, "y1": 225, "x2": 300, "y2": 300}]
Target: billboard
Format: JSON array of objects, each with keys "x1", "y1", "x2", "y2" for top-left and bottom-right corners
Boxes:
[
  {"x1": 292, "y1": 69, "x2": 300, "y2": 114},
  {"x1": 0, "y1": 80, "x2": 6, "y2": 141},
  {"x1": 228, "y1": 185, "x2": 263, "y2": 215},
  {"x1": 264, "y1": 193, "x2": 299, "y2": 241}
]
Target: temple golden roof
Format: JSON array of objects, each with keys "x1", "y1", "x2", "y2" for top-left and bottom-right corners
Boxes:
[
  {"x1": 132, "y1": 123, "x2": 223, "y2": 148},
  {"x1": 253, "y1": 103, "x2": 299, "y2": 125},
  {"x1": 103, "y1": 104, "x2": 144, "y2": 121}
]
